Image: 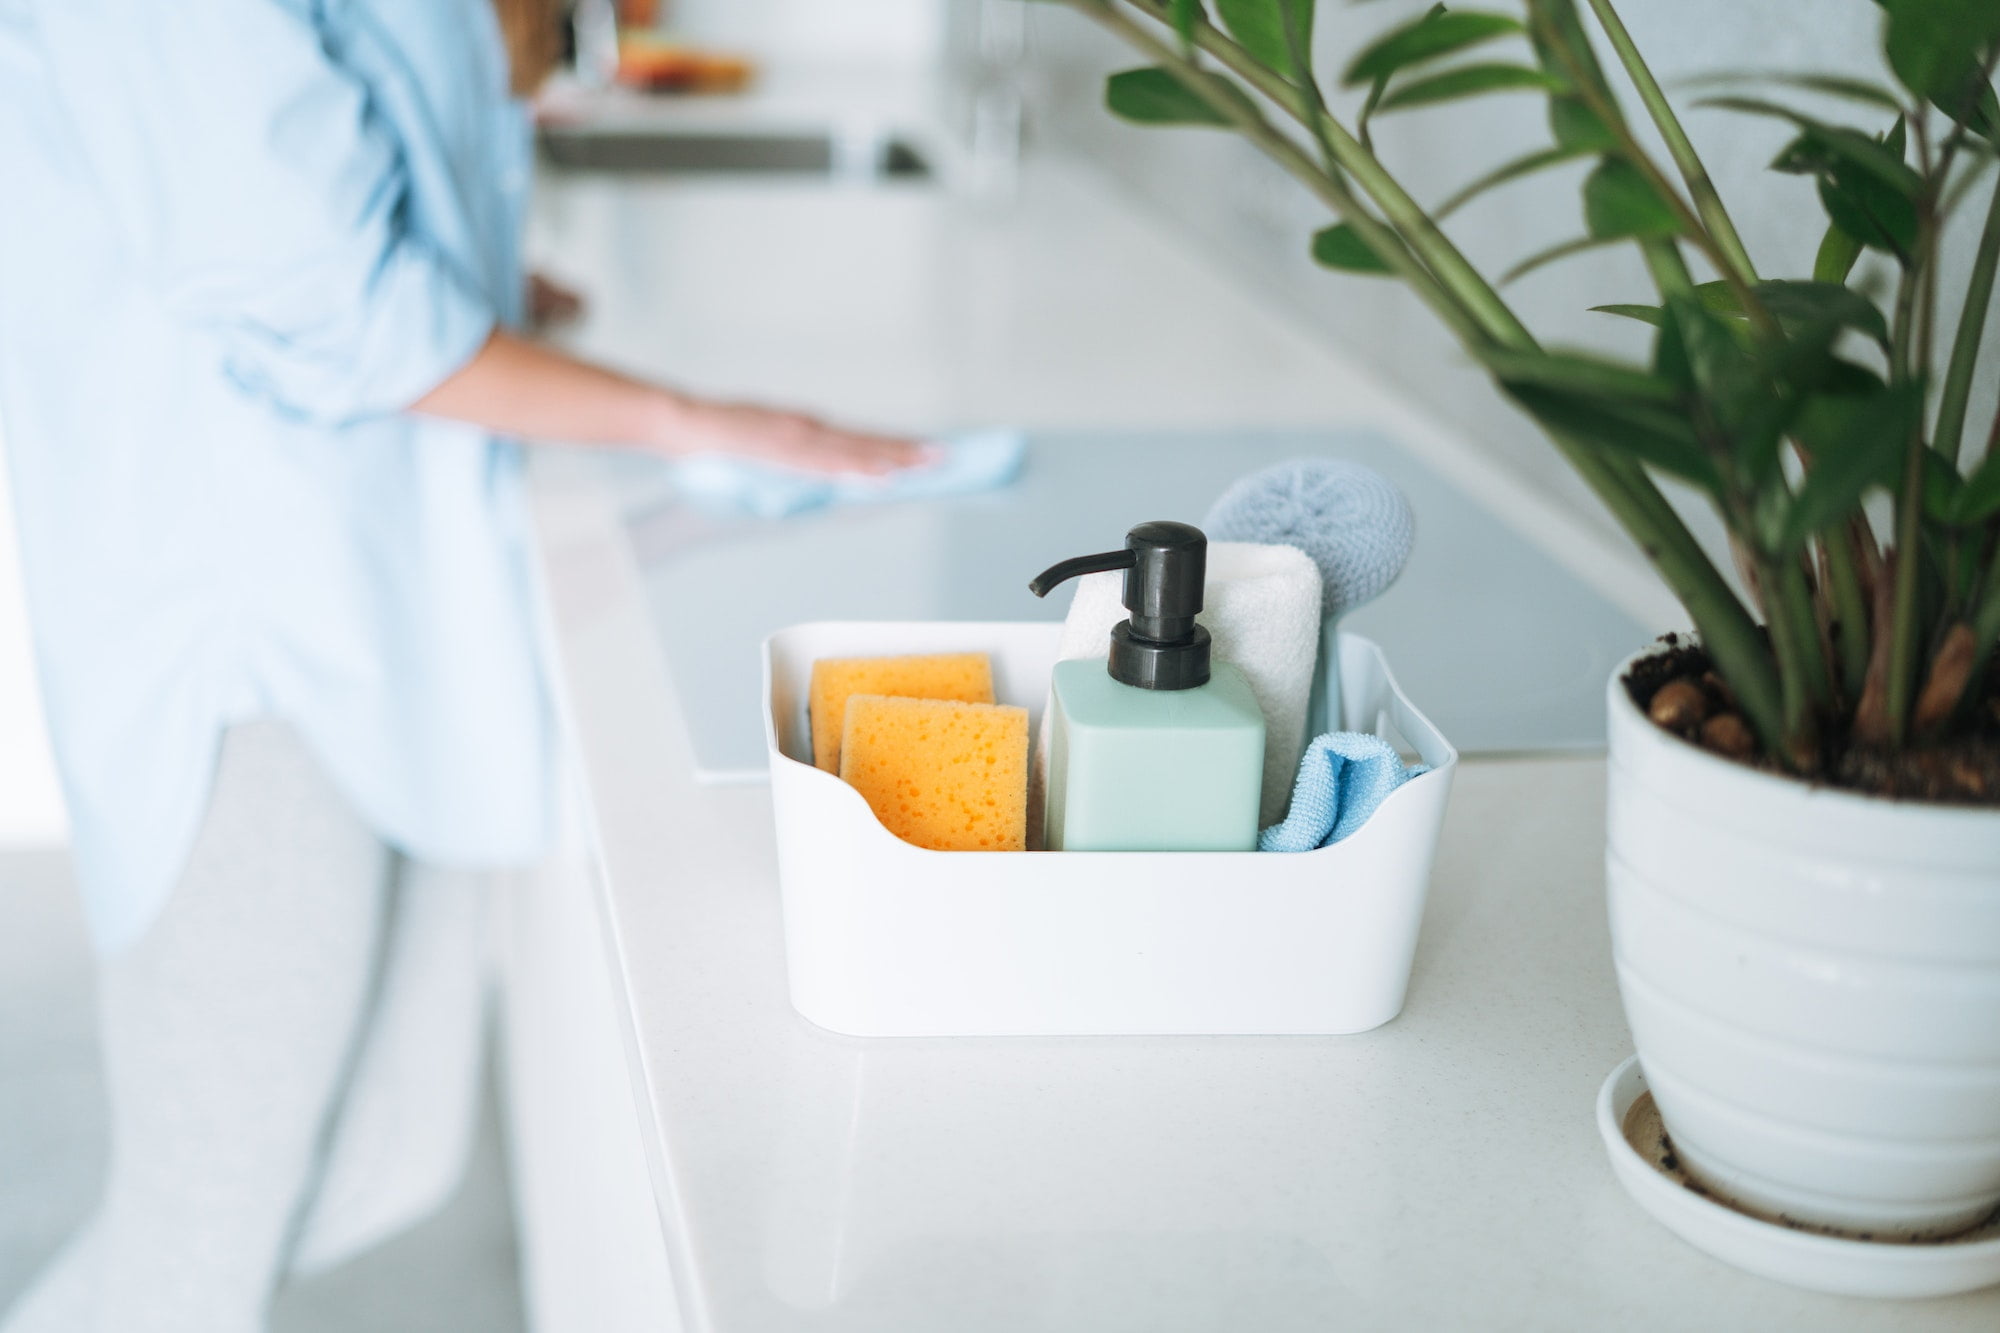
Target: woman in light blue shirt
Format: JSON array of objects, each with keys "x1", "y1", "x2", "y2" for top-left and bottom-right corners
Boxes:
[{"x1": 0, "y1": 2, "x2": 910, "y2": 1327}]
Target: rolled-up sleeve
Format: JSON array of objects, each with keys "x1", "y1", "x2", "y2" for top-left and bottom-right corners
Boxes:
[{"x1": 38, "y1": 0, "x2": 495, "y2": 426}]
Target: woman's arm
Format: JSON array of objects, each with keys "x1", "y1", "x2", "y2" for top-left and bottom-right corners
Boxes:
[
  {"x1": 37, "y1": 3, "x2": 914, "y2": 475},
  {"x1": 414, "y1": 329, "x2": 920, "y2": 475}
]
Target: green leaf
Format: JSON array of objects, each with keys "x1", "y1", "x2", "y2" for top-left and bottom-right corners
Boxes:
[
  {"x1": 1502, "y1": 383, "x2": 1722, "y2": 493},
  {"x1": 1749, "y1": 280, "x2": 1891, "y2": 347},
  {"x1": 1813, "y1": 222, "x2": 1865, "y2": 283},
  {"x1": 1215, "y1": 0, "x2": 1313, "y2": 73},
  {"x1": 1310, "y1": 223, "x2": 1393, "y2": 273},
  {"x1": 1631, "y1": 294, "x2": 1813, "y2": 336},
  {"x1": 1776, "y1": 385, "x2": 1924, "y2": 550},
  {"x1": 1170, "y1": 0, "x2": 1204, "y2": 47},
  {"x1": 1676, "y1": 284, "x2": 1875, "y2": 487},
  {"x1": 1477, "y1": 347, "x2": 1680, "y2": 402},
  {"x1": 1666, "y1": 295, "x2": 1804, "y2": 486},
  {"x1": 1964, "y1": 83, "x2": 2000, "y2": 141},
  {"x1": 1343, "y1": 11, "x2": 1526, "y2": 87},
  {"x1": 1945, "y1": 146, "x2": 2000, "y2": 219},
  {"x1": 1700, "y1": 279, "x2": 1890, "y2": 346},
  {"x1": 1701, "y1": 95, "x2": 1922, "y2": 201},
  {"x1": 1679, "y1": 70, "x2": 1907, "y2": 114},
  {"x1": 1733, "y1": 114, "x2": 1924, "y2": 197},
  {"x1": 1669, "y1": 295, "x2": 1760, "y2": 411},
  {"x1": 1952, "y1": 446, "x2": 2000, "y2": 524},
  {"x1": 1766, "y1": 310, "x2": 1857, "y2": 403},
  {"x1": 1105, "y1": 67, "x2": 1236, "y2": 126},
  {"x1": 1763, "y1": 116, "x2": 1924, "y2": 259},
  {"x1": 1435, "y1": 143, "x2": 1593, "y2": 219},
  {"x1": 1358, "y1": 72, "x2": 1392, "y2": 146},
  {"x1": 1820, "y1": 357, "x2": 1888, "y2": 397},
  {"x1": 1549, "y1": 96, "x2": 1619, "y2": 151},
  {"x1": 1528, "y1": 0, "x2": 1617, "y2": 102},
  {"x1": 1921, "y1": 448, "x2": 1964, "y2": 526},
  {"x1": 1500, "y1": 234, "x2": 1622, "y2": 285},
  {"x1": 1880, "y1": 0, "x2": 2000, "y2": 109},
  {"x1": 1359, "y1": 2, "x2": 1442, "y2": 146},
  {"x1": 1653, "y1": 305, "x2": 1693, "y2": 391},
  {"x1": 1817, "y1": 171, "x2": 1919, "y2": 261},
  {"x1": 1583, "y1": 159, "x2": 1681, "y2": 240},
  {"x1": 1375, "y1": 63, "x2": 1565, "y2": 113},
  {"x1": 1690, "y1": 280, "x2": 1753, "y2": 318},
  {"x1": 1591, "y1": 303, "x2": 1665, "y2": 326},
  {"x1": 1883, "y1": 114, "x2": 1908, "y2": 159}
]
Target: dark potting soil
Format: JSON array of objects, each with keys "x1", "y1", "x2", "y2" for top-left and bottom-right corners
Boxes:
[{"x1": 1621, "y1": 636, "x2": 2000, "y2": 806}]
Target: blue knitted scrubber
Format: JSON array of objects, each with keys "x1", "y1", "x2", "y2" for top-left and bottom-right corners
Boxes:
[{"x1": 1202, "y1": 458, "x2": 1415, "y2": 618}]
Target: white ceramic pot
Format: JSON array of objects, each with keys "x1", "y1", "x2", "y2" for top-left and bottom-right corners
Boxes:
[{"x1": 1606, "y1": 652, "x2": 2000, "y2": 1238}]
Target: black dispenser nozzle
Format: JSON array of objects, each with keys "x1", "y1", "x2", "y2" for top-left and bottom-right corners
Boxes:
[{"x1": 1029, "y1": 521, "x2": 1212, "y2": 691}]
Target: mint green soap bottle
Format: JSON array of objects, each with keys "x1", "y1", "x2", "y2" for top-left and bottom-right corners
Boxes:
[{"x1": 1030, "y1": 522, "x2": 1266, "y2": 852}]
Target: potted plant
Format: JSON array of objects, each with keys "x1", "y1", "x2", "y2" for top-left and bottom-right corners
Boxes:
[{"x1": 1037, "y1": 0, "x2": 2000, "y2": 1247}]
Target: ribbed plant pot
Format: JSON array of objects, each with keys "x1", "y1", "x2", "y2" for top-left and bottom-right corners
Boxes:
[{"x1": 1606, "y1": 651, "x2": 2000, "y2": 1239}]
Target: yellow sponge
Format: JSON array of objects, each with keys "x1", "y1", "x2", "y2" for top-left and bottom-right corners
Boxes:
[
  {"x1": 840, "y1": 695, "x2": 1028, "y2": 852},
  {"x1": 809, "y1": 653, "x2": 994, "y2": 774}
]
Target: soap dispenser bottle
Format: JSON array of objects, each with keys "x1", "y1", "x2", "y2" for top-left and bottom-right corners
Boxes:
[{"x1": 1030, "y1": 522, "x2": 1266, "y2": 851}]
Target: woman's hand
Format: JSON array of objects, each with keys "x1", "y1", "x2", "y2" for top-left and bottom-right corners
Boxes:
[
  {"x1": 414, "y1": 331, "x2": 925, "y2": 477},
  {"x1": 658, "y1": 401, "x2": 925, "y2": 476}
]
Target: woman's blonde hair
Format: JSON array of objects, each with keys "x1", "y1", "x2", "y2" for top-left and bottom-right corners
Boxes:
[{"x1": 493, "y1": 0, "x2": 565, "y2": 96}]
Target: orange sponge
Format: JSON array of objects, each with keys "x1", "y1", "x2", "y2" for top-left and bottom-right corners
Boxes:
[
  {"x1": 839, "y1": 695, "x2": 1028, "y2": 852},
  {"x1": 809, "y1": 653, "x2": 994, "y2": 774}
]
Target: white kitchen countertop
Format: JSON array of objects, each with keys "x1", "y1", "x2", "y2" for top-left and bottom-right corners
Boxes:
[{"x1": 525, "y1": 160, "x2": 2000, "y2": 1329}]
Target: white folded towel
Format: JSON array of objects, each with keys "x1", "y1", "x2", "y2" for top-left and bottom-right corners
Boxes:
[{"x1": 1035, "y1": 541, "x2": 1322, "y2": 830}]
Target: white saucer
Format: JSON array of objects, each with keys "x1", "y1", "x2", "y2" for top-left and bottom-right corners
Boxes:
[{"x1": 1597, "y1": 1055, "x2": 2000, "y2": 1299}]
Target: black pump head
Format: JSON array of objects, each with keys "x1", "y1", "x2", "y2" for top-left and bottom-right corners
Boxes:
[{"x1": 1028, "y1": 521, "x2": 1212, "y2": 691}]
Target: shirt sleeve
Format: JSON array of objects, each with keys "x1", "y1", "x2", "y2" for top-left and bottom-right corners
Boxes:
[{"x1": 36, "y1": 0, "x2": 496, "y2": 427}]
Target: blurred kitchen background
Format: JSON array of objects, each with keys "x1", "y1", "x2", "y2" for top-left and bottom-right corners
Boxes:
[
  {"x1": 1, "y1": 0, "x2": 1989, "y2": 1327},
  {"x1": 4, "y1": 0, "x2": 1984, "y2": 844}
]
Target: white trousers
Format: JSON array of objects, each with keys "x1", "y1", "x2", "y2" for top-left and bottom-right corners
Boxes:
[{"x1": 1, "y1": 722, "x2": 493, "y2": 1333}]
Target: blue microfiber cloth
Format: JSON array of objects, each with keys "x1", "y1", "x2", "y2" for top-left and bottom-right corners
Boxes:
[
  {"x1": 1258, "y1": 732, "x2": 1431, "y2": 852},
  {"x1": 672, "y1": 427, "x2": 1026, "y2": 520}
]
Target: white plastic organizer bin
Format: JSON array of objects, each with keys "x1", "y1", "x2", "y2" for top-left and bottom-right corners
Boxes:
[{"x1": 763, "y1": 621, "x2": 1458, "y2": 1037}]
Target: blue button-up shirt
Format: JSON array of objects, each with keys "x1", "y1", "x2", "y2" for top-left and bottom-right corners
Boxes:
[{"x1": 0, "y1": 0, "x2": 551, "y2": 954}]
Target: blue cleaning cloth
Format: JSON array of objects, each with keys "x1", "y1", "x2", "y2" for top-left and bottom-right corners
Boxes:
[
  {"x1": 1258, "y1": 732, "x2": 1431, "y2": 852},
  {"x1": 672, "y1": 427, "x2": 1026, "y2": 520}
]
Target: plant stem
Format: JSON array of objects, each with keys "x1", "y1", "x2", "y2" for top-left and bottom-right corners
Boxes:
[
  {"x1": 1881, "y1": 112, "x2": 1945, "y2": 745},
  {"x1": 1975, "y1": 537, "x2": 2000, "y2": 665},
  {"x1": 1555, "y1": 440, "x2": 1790, "y2": 747},
  {"x1": 1918, "y1": 217, "x2": 1940, "y2": 398},
  {"x1": 1933, "y1": 47, "x2": 2000, "y2": 194},
  {"x1": 1774, "y1": 549, "x2": 1833, "y2": 704},
  {"x1": 1529, "y1": 4, "x2": 1771, "y2": 333},
  {"x1": 1885, "y1": 502, "x2": 1928, "y2": 746},
  {"x1": 1068, "y1": 1, "x2": 1487, "y2": 350},
  {"x1": 1885, "y1": 439, "x2": 1928, "y2": 744},
  {"x1": 1118, "y1": 0, "x2": 1540, "y2": 351},
  {"x1": 1761, "y1": 554, "x2": 1826, "y2": 766},
  {"x1": 1640, "y1": 221, "x2": 1800, "y2": 741},
  {"x1": 1961, "y1": 418, "x2": 2000, "y2": 709},
  {"x1": 1065, "y1": 0, "x2": 1789, "y2": 753},
  {"x1": 1583, "y1": 0, "x2": 1759, "y2": 286},
  {"x1": 1276, "y1": 0, "x2": 1352, "y2": 213},
  {"x1": 1913, "y1": 622, "x2": 1978, "y2": 736},
  {"x1": 1822, "y1": 531, "x2": 1872, "y2": 700},
  {"x1": 1641, "y1": 237, "x2": 1696, "y2": 298},
  {"x1": 1936, "y1": 171, "x2": 2000, "y2": 466}
]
